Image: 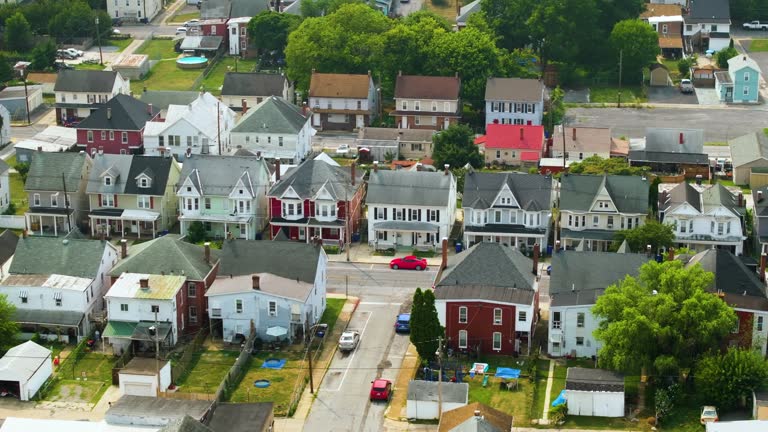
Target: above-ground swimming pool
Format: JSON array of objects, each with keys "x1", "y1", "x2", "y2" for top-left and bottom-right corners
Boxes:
[{"x1": 177, "y1": 56, "x2": 208, "y2": 69}]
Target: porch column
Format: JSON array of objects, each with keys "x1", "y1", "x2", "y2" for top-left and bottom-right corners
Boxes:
[
  {"x1": 152, "y1": 220, "x2": 156, "y2": 238},
  {"x1": 137, "y1": 220, "x2": 141, "y2": 239},
  {"x1": 224, "y1": 222, "x2": 228, "y2": 238},
  {"x1": 121, "y1": 220, "x2": 125, "y2": 237},
  {"x1": 38, "y1": 215, "x2": 43, "y2": 236},
  {"x1": 245, "y1": 224, "x2": 249, "y2": 240},
  {"x1": 53, "y1": 217, "x2": 58, "y2": 237},
  {"x1": 24, "y1": 214, "x2": 30, "y2": 234},
  {"x1": 91, "y1": 218, "x2": 96, "y2": 237}
]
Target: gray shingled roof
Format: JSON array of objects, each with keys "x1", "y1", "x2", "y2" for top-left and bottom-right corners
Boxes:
[
  {"x1": 367, "y1": 170, "x2": 454, "y2": 207},
  {"x1": 140, "y1": 90, "x2": 200, "y2": 111},
  {"x1": 457, "y1": 0, "x2": 481, "y2": 25},
  {"x1": 54, "y1": 70, "x2": 122, "y2": 93},
  {"x1": 123, "y1": 156, "x2": 175, "y2": 196},
  {"x1": 221, "y1": 72, "x2": 288, "y2": 97},
  {"x1": 230, "y1": 0, "x2": 269, "y2": 17},
  {"x1": 702, "y1": 183, "x2": 742, "y2": 216},
  {"x1": 644, "y1": 128, "x2": 704, "y2": 154},
  {"x1": 683, "y1": 249, "x2": 768, "y2": 311},
  {"x1": 485, "y1": 77, "x2": 544, "y2": 102},
  {"x1": 178, "y1": 154, "x2": 270, "y2": 197},
  {"x1": 0, "y1": 230, "x2": 19, "y2": 267},
  {"x1": 25, "y1": 152, "x2": 89, "y2": 192},
  {"x1": 75, "y1": 94, "x2": 158, "y2": 131},
  {"x1": 218, "y1": 240, "x2": 321, "y2": 283},
  {"x1": 729, "y1": 131, "x2": 768, "y2": 168},
  {"x1": 86, "y1": 154, "x2": 133, "y2": 195},
  {"x1": 686, "y1": 0, "x2": 730, "y2": 23},
  {"x1": 232, "y1": 96, "x2": 307, "y2": 135},
  {"x1": 566, "y1": 367, "x2": 624, "y2": 392},
  {"x1": 407, "y1": 380, "x2": 468, "y2": 404},
  {"x1": 462, "y1": 171, "x2": 552, "y2": 211},
  {"x1": 628, "y1": 150, "x2": 709, "y2": 165},
  {"x1": 207, "y1": 403, "x2": 274, "y2": 432},
  {"x1": 159, "y1": 416, "x2": 213, "y2": 432},
  {"x1": 110, "y1": 235, "x2": 220, "y2": 280},
  {"x1": 559, "y1": 175, "x2": 649, "y2": 214},
  {"x1": 9, "y1": 237, "x2": 111, "y2": 278},
  {"x1": 662, "y1": 181, "x2": 702, "y2": 213},
  {"x1": 268, "y1": 160, "x2": 363, "y2": 201}
]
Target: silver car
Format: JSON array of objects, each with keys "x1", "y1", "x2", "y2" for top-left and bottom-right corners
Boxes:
[{"x1": 338, "y1": 330, "x2": 360, "y2": 352}]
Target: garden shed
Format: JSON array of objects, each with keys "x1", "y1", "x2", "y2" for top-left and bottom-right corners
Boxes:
[
  {"x1": 0, "y1": 341, "x2": 52, "y2": 401},
  {"x1": 565, "y1": 367, "x2": 625, "y2": 417},
  {"x1": 649, "y1": 64, "x2": 671, "y2": 87},
  {"x1": 407, "y1": 380, "x2": 468, "y2": 420},
  {"x1": 112, "y1": 55, "x2": 150, "y2": 80},
  {"x1": 118, "y1": 357, "x2": 172, "y2": 397}
]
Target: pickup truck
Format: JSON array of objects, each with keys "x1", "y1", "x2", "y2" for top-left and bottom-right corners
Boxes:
[
  {"x1": 743, "y1": 21, "x2": 768, "y2": 30},
  {"x1": 338, "y1": 330, "x2": 360, "y2": 352},
  {"x1": 680, "y1": 79, "x2": 694, "y2": 94}
]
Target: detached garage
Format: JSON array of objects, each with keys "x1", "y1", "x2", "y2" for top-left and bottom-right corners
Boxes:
[
  {"x1": 407, "y1": 380, "x2": 468, "y2": 420},
  {"x1": 118, "y1": 357, "x2": 172, "y2": 397},
  {"x1": 0, "y1": 341, "x2": 52, "y2": 401},
  {"x1": 565, "y1": 367, "x2": 625, "y2": 418}
]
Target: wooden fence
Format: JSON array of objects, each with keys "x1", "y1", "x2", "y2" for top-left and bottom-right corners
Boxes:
[{"x1": 171, "y1": 328, "x2": 208, "y2": 385}]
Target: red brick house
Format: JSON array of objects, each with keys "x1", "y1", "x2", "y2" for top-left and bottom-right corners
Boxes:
[
  {"x1": 76, "y1": 94, "x2": 160, "y2": 155},
  {"x1": 267, "y1": 159, "x2": 365, "y2": 248},
  {"x1": 434, "y1": 242, "x2": 540, "y2": 356}
]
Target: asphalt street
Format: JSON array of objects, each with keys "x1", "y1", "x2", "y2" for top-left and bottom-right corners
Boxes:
[{"x1": 304, "y1": 263, "x2": 436, "y2": 432}]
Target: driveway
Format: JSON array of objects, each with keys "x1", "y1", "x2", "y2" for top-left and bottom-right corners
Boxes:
[
  {"x1": 695, "y1": 87, "x2": 722, "y2": 106},
  {"x1": 564, "y1": 89, "x2": 590, "y2": 104},
  {"x1": 647, "y1": 86, "x2": 698, "y2": 104}
]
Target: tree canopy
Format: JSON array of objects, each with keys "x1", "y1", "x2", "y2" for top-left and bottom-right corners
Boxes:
[
  {"x1": 410, "y1": 288, "x2": 443, "y2": 361},
  {"x1": 247, "y1": 11, "x2": 302, "y2": 56},
  {"x1": 30, "y1": 39, "x2": 57, "y2": 71},
  {"x1": 613, "y1": 220, "x2": 674, "y2": 253},
  {"x1": 610, "y1": 19, "x2": 660, "y2": 83},
  {"x1": 696, "y1": 348, "x2": 768, "y2": 410},
  {"x1": 0, "y1": 294, "x2": 18, "y2": 350},
  {"x1": 716, "y1": 47, "x2": 739, "y2": 69},
  {"x1": 592, "y1": 260, "x2": 737, "y2": 375},
  {"x1": 568, "y1": 155, "x2": 649, "y2": 176},
  {"x1": 432, "y1": 124, "x2": 483, "y2": 170},
  {"x1": 5, "y1": 12, "x2": 33, "y2": 52}
]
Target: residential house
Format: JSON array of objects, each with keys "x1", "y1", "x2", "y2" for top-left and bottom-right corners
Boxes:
[
  {"x1": 659, "y1": 182, "x2": 746, "y2": 254},
  {"x1": 198, "y1": 18, "x2": 227, "y2": 39},
  {"x1": 732, "y1": 131, "x2": 768, "y2": 185},
  {"x1": 683, "y1": 0, "x2": 731, "y2": 52},
  {"x1": 220, "y1": 72, "x2": 294, "y2": 111},
  {"x1": 628, "y1": 128, "x2": 709, "y2": 178},
  {"x1": 0, "y1": 85, "x2": 42, "y2": 122},
  {"x1": 14, "y1": 126, "x2": 77, "y2": 163},
  {"x1": 455, "y1": 0, "x2": 481, "y2": 30},
  {"x1": 691, "y1": 64, "x2": 721, "y2": 88},
  {"x1": 207, "y1": 403, "x2": 274, "y2": 432},
  {"x1": 680, "y1": 249, "x2": 768, "y2": 355},
  {"x1": 548, "y1": 250, "x2": 651, "y2": 357},
  {"x1": 0, "y1": 230, "x2": 19, "y2": 279},
  {"x1": 86, "y1": 154, "x2": 181, "y2": 238},
  {"x1": 209, "y1": 240, "x2": 327, "y2": 343},
  {"x1": 407, "y1": 381, "x2": 468, "y2": 420},
  {"x1": 438, "y1": 402, "x2": 514, "y2": 432},
  {"x1": 139, "y1": 90, "x2": 200, "y2": 111},
  {"x1": 227, "y1": 18, "x2": 255, "y2": 57},
  {"x1": 53, "y1": 70, "x2": 130, "y2": 125},
  {"x1": 391, "y1": 73, "x2": 461, "y2": 131},
  {"x1": 716, "y1": 55, "x2": 761, "y2": 104},
  {"x1": 105, "y1": 235, "x2": 221, "y2": 351},
  {"x1": 267, "y1": 159, "x2": 365, "y2": 247},
  {"x1": 176, "y1": 154, "x2": 271, "y2": 240},
  {"x1": 308, "y1": 72, "x2": 377, "y2": 131},
  {"x1": 435, "y1": 242, "x2": 540, "y2": 355},
  {"x1": 367, "y1": 166, "x2": 456, "y2": 251},
  {"x1": 230, "y1": 96, "x2": 312, "y2": 164},
  {"x1": 559, "y1": 175, "x2": 649, "y2": 251},
  {"x1": 462, "y1": 171, "x2": 554, "y2": 249},
  {"x1": 0, "y1": 158, "x2": 8, "y2": 213},
  {"x1": 76, "y1": 94, "x2": 160, "y2": 155},
  {"x1": 751, "y1": 186, "x2": 768, "y2": 253},
  {"x1": 24, "y1": 152, "x2": 93, "y2": 237},
  {"x1": 475, "y1": 124, "x2": 545, "y2": 166},
  {"x1": 143, "y1": 92, "x2": 237, "y2": 160},
  {"x1": 373, "y1": 0, "x2": 392, "y2": 15},
  {"x1": 484, "y1": 77, "x2": 544, "y2": 126},
  {"x1": 1, "y1": 235, "x2": 119, "y2": 342},
  {"x1": 107, "y1": 0, "x2": 161, "y2": 22},
  {"x1": 356, "y1": 127, "x2": 434, "y2": 161},
  {"x1": 550, "y1": 127, "x2": 614, "y2": 163},
  {"x1": 641, "y1": 3, "x2": 684, "y2": 58}
]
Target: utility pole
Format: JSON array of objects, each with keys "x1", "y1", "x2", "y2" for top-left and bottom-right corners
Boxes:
[
  {"x1": 617, "y1": 49, "x2": 623, "y2": 108},
  {"x1": 436, "y1": 337, "x2": 443, "y2": 417},
  {"x1": 217, "y1": 101, "x2": 222, "y2": 155},
  {"x1": 62, "y1": 173, "x2": 72, "y2": 233},
  {"x1": 153, "y1": 311, "x2": 161, "y2": 396},
  {"x1": 308, "y1": 347, "x2": 315, "y2": 394},
  {"x1": 345, "y1": 189, "x2": 351, "y2": 262},
  {"x1": 20, "y1": 66, "x2": 30, "y2": 125},
  {"x1": 95, "y1": 17, "x2": 103, "y2": 65},
  {"x1": 561, "y1": 122, "x2": 566, "y2": 172}
]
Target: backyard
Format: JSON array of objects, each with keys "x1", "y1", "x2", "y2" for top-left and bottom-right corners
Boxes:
[
  {"x1": 589, "y1": 85, "x2": 647, "y2": 104},
  {"x1": 199, "y1": 57, "x2": 258, "y2": 95},
  {"x1": 228, "y1": 350, "x2": 306, "y2": 416},
  {"x1": 44, "y1": 352, "x2": 117, "y2": 404},
  {"x1": 135, "y1": 39, "x2": 178, "y2": 61},
  {"x1": 662, "y1": 58, "x2": 682, "y2": 83},
  {"x1": 9, "y1": 172, "x2": 27, "y2": 215},
  {"x1": 174, "y1": 349, "x2": 239, "y2": 394},
  {"x1": 105, "y1": 37, "x2": 134, "y2": 52},
  {"x1": 320, "y1": 298, "x2": 346, "y2": 335},
  {"x1": 130, "y1": 60, "x2": 203, "y2": 93}
]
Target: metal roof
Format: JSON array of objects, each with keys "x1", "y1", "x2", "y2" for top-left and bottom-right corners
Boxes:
[
  {"x1": 407, "y1": 380, "x2": 468, "y2": 404},
  {"x1": 105, "y1": 273, "x2": 186, "y2": 300},
  {"x1": 566, "y1": 367, "x2": 624, "y2": 392}
]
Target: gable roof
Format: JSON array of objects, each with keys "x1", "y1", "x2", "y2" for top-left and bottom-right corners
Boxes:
[
  {"x1": 268, "y1": 159, "x2": 362, "y2": 201},
  {"x1": 178, "y1": 154, "x2": 270, "y2": 197},
  {"x1": 662, "y1": 181, "x2": 702, "y2": 212},
  {"x1": 394, "y1": 74, "x2": 460, "y2": 100},
  {"x1": 552, "y1": 127, "x2": 612, "y2": 155},
  {"x1": 25, "y1": 152, "x2": 90, "y2": 192},
  {"x1": 206, "y1": 273, "x2": 312, "y2": 301},
  {"x1": 457, "y1": 0, "x2": 481, "y2": 25},
  {"x1": 76, "y1": 94, "x2": 158, "y2": 131},
  {"x1": 309, "y1": 72, "x2": 371, "y2": 99},
  {"x1": 207, "y1": 403, "x2": 273, "y2": 432},
  {"x1": 484, "y1": 77, "x2": 544, "y2": 102},
  {"x1": 0, "y1": 230, "x2": 18, "y2": 267},
  {"x1": 201, "y1": 0, "x2": 230, "y2": 18},
  {"x1": 550, "y1": 251, "x2": 650, "y2": 307},
  {"x1": 10, "y1": 237, "x2": 111, "y2": 278},
  {"x1": 140, "y1": 90, "x2": 200, "y2": 111},
  {"x1": 221, "y1": 72, "x2": 288, "y2": 97},
  {"x1": 144, "y1": 92, "x2": 234, "y2": 139},
  {"x1": 685, "y1": 0, "x2": 731, "y2": 24},
  {"x1": 730, "y1": 131, "x2": 768, "y2": 167},
  {"x1": 436, "y1": 242, "x2": 535, "y2": 305},
  {"x1": 367, "y1": 170, "x2": 454, "y2": 207},
  {"x1": 566, "y1": 367, "x2": 624, "y2": 392},
  {"x1": 232, "y1": 96, "x2": 307, "y2": 135},
  {"x1": 407, "y1": 380, "x2": 468, "y2": 404},
  {"x1": 559, "y1": 175, "x2": 649, "y2": 214},
  {"x1": 462, "y1": 171, "x2": 552, "y2": 211},
  {"x1": 644, "y1": 128, "x2": 705, "y2": 154},
  {"x1": 123, "y1": 156, "x2": 175, "y2": 196},
  {"x1": 109, "y1": 235, "x2": 220, "y2": 280},
  {"x1": 641, "y1": 3, "x2": 682, "y2": 18},
  {"x1": 729, "y1": 55, "x2": 761, "y2": 72},
  {"x1": 439, "y1": 402, "x2": 513, "y2": 432},
  {"x1": 683, "y1": 249, "x2": 768, "y2": 311},
  {"x1": 0, "y1": 341, "x2": 50, "y2": 383},
  {"x1": 87, "y1": 154, "x2": 134, "y2": 195},
  {"x1": 54, "y1": 70, "x2": 123, "y2": 93},
  {"x1": 701, "y1": 183, "x2": 742, "y2": 215},
  {"x1": 230, "y1": 0, "x2": 269, "y2": 17},
  {"x1": 477, "y1": 124, "x2": 544, "y2": 151},
  {"x1": 218, "y1": 240, "x2": 322, "y2": 283}
]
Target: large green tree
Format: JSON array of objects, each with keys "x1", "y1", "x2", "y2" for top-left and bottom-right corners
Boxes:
[
  {"x1": 410, "y1": 288, "x2": 442, "y2": 361},
  {"x1": 0, "y1": 294, "x2": 18, "y2": 350},
  {"x1": 0, "y1": 54, "x2": 14, "y2": 83},
  {"x1": 30, "y1": 39, "x2": 57, "y2": 71},
  {"x1": 5, "y1": 12, "x2": 33, "y2": 52},
  {"x1": 696, "y1": 348, "x2": 768, "y2": 410},
  {"x1": 432, "y1": 124, "x2": 483, "y2": 169},
  {"x1": 716, "y1": 46, "x2": 739, "y2": 69},
  {"x1": 592, "y1": 260, "x2": 737, "y2": 375},
  {"x1": 568, "y1": 155, "x2": 648, "y2": 176},
  {"x1": 479, "y1": 0, "x2": 535, "y2": 51},
  {"x1": 542, "y1": 86, "x2": 564, "y2": 133},
  {"x1": 248, "y1": 11, "x2": 302, "y2": 56},
  {"x1": 527, "y1": 0, "x2": 600, "y2": 67},
  {"x1": 300, "y1": 0, "x2": 364, "y2": 17},
  {"x1": 610, "y1": 19, "x2": 660, "y2": 83},
  {"x1": 613, "y1": 220, "x2": 674, "y2": 253}
]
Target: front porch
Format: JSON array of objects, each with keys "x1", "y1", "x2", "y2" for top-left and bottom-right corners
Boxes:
[
  {"x1": 464, "y1": 228, "x2": 547, "y2": 250},
  {"x1": 561, "y1": 228, "x2": 618, "y2": 252},
  {"x1": 179, "y1": 214, "x2": 255, "y2": 240},
  {"x1": 102, "y1": 320, "x2": 174, "y2": 357},
  {"x1": 90, "y1": 208, "x2": 162, "y2": 239},
  {"x1": 26, "y1": 208, "x2": 75, "y2": 237},
  {"x1": 370, "y1": 221, "x2": 440, "y2": 251},
  {"x1": 271, "y1": 220, "x2": 345, "y2": 248},
  {"x1": 14, "y1": 308, "x2": 85, "y2": 344}
]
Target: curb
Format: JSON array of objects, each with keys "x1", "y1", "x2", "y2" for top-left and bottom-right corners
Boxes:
[{"x1": 312, "y1": 296, "x2": 360, "y2": 387}]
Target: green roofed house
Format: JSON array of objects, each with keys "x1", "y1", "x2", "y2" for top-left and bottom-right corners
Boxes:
[
  {"x1": 230, "y1": 96, "x2": 312, "y2": 164},
  {"x1": 729, "y1": 130, "x2": 768, "y2": 185},
  {"x1": 0, "y1": 235, "x2": 119, "y2": 343}
]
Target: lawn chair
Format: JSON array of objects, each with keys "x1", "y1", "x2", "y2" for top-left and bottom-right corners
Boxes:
[{"x1": 482, "y1": 374, "x2": 489, "y2": 387}]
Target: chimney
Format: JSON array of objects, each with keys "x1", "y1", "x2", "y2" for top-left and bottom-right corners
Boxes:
[
  {"x1": 37, "y1": 146, "x2": 42, "y2": 152},
  {"x1": 572, "y1": 128, "x2": 576, "y2": 141},
  {"x1": 444, "y1": 164, "x2": 450, "y2": 175},
  {"x1": 519, "y1": 127, "x2": 524, "y2": 141},
  {"x1": 106, "y1": 107, "x2": 112, "y2": 120},
  {"x1": 441, "y1": 238, "x2": 448, "y2": 270},
  {"x1": 148, "y1": 103, "x2": 153, "y2": 115},
  {"x1": 679, "y1": 132, "x2": 684, "y2": 145},
  {"x1": 646, "y1": 244, "x2": 653, "y2": 257},
  {"x1": 139, "y1": 278, "x2": 149, "y2": 289},
  {"x1": 761, "y1": 253, "x2": 767, "y2": 283},
  {"x1": 204, "y1": 242, "x2": 211, "y2": 263},
  {"x1": 275, "y1": 159, "x2": 281, "y2": 182},
  {"x1": 532, "y1": 243, "x2": 540, "y2": 275},
  {"x1": 252, "y1": 274, "x2": 260, "y2": 290},
  {"x1": 760, "y1": 190, "x2": 764, "y2": 203},
  {"x1": 738, "y1": 192, "x2": 743, "y2": 207},
  {"x1": 351, "y1": 163, "x2": 356, "y2": 186},
  {"x1": 120, "y1": 239, "x2": 128, "y2": 259},
  {"x1": 667, "y1": 247, "x2": 675, "y2": 262},
  {"x1": 373, "y1": 161, "x2": 379, "y2": 173},
  {"x1": 241, "y1": 98, "x2": 248, "y2": 114}
]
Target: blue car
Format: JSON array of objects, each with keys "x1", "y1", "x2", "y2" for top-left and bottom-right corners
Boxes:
[{"x1": 395, "y1": 313, "x2": 411, "y2": 333}]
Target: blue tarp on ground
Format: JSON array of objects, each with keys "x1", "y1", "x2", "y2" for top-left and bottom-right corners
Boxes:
[
  {"x1": 494, "y1": 368, "x2": 521, "y2": 379},
  {"x1": 261, "y1": 358, "x2": 287, "y2": 369},
  {"x1": 552, "y1": 389, "x2": 567, "y2": 407}
]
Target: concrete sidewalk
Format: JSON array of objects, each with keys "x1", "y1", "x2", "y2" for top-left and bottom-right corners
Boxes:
[{"x1": 385, "y1": 343, "x2": 419, "y2": 421}]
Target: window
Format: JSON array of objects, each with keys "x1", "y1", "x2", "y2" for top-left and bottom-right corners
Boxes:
[
  {"x1": 494, "y1": 211, "x2": 501, "y2": 223},
  {"x1": 189, "y1": 306, "x2": 198, "y2": 323},
  {"x1": 444, "y1": 102, "x2": 450, "y2": 112},
  {"x1": 496, "y1": 150, "x2": 501, "y2": 159},
  {"x1": 21, "y1": 296, "x2": 27, "y2": 304},
  {"x1": 688, "y1": 220, "x2": 693, "y2": 233},
  {"x1": 104, "y1": 177, "x2": 112, "y2": 186},
  {"x1": 204, "y1": 198, "x2": 211, "y2": 210},
  {"x1": 431, "y1": 102, "x2": 437, "y2": 111},
  {"x1": 493, "y1": 308, "x2": 502, "y2": 325},
  {"x1": 686, "y1": 24, "x2": 692, "y2": 32},
  {"x1": 414, "y1": 101, "x2": 420, "y2": 111},
  {"x1": 87, "y1": 131, "x2": 94, "y2": 142},
  {"x1": 101, "y1": 194, "x2": 114, "y2": 207},
  {"x1": 458, "y1": 306, "x2": 467, "y2": 323},
  {"x1": 662, "y1": 24, "x2": 668, "y2": 34},
  {"x1": 744, "y1": 86, "x2": 750, "y2": 96},
  {"x1": 727, "y1": 221, "x2": 731, "y2": 234},
  {"x1": 401, "y1": 101, "x2": 407, "y2": 110},
  {"x1": 718, "y1": 223, "x2": 724, "y2": 235},
  {"x1": 51, "y1": 194, "x2": 58, "y2": 207},
  {"x1": 576, "y1": 337, "x2": 584, "y2": 346},
  {"x1": 100, "y1": 131, "x2": 106, "y2": 140},
  {"x1": 55, "y1": 298, "x2": 62, "y2": 307},
  {"x1": 577, "y1": 312, "x2": 585, "y2": 328},
  {"x1": 109, "y1": 130, "x2": 115, "y2": 141},
  {"x1": 269, "y1": 301, "x2": 277, "y2": 316},
  {"x1": 139, "y1": 177, "x2": 149, "y2": 188},
  {"x1": 120, "y1": 304, "x2": 128, "y2": 312},
  {"x1": 151, "y1": 305, "x2": 159, "y2": 313},
  {"x1": 137, "y1": 195, "x2": 151, "y2": 209},
  {"x1": 414, "y1": 116, "x2": 420, "y2": 126},
  {"x1": 733, "y1": 317, "x2": 740, "y2": 333},
  {"x1": 711, "y1": 24, "x2": 718, "y2": 31},
  {"x1": 552, "y1": 311, "x2": 561, "y2": 329},
  {"x1": 458, "y1": 330, "x2": 468, "y2": 348},
  {"x1": 278, "y1": 137, "x2": 283, "y2": 147},
  {"x1": 188, "y1": 283, "x2": 197, "y2": 297},
  {"x1": 377, "y1": 231, "x2": 388, "y2": 241},
  {"x1": 187, "y1": 136, "x2": 192, "y2": 147},
  {"x1": 492, "y1": 332, "x2": 502, "y2": 350},
  {"x1": 518, "y1": 311, "x2": 527, "y2": 322},
  {"x1": 159, "y1": 136, "x2": 164, "y2": 147},
  {"x1": 607, "y1": 215, "x2": 614, "y2": 229},
  {"x1": 122, "y1": 132, "x2": 128, "y2": 144},
  {"x1": 33, "y1": 194, "x2": 40, "y2": 206},
  {"x1": 759, "y1": 316, "x2": 764, "y2": 332},
  {"x1": 236, "y1": 299, "x2": 243, "y2": 313},
  {"x1": 592, "y1": 215, "x2": 599, "y2": 227}
]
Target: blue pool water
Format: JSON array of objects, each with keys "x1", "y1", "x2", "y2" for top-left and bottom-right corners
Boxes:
[{"x1": 177, "y1": 56, "x2": 207, "y2": 64}]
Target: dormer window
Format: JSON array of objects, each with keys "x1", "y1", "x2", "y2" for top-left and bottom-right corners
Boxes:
[
  {"x1": 104, "y1": 176, "x2": 112, "y2": 186},
  {"x1": 138, "y1": 177, "x2": 151, "y2": 188}
]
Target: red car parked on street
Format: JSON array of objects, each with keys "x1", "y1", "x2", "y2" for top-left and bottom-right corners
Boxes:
[
  {"x1": 370, "y1": 378, "x2": 392, "y2": 402},
  {"x1": 390, "y1": 256, "x2": 428, "y2": 271}
]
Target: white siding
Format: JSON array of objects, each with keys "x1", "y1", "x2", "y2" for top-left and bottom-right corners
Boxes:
[
  {"x1": 548, "y1": 305, "x2": 600, "y2": 358},
  {"x1": 566, "y1": 390, "x2": 624, "y2": 417},
  {"x1": 22, "y1": 354, "x2": 52, "y2": 401}
]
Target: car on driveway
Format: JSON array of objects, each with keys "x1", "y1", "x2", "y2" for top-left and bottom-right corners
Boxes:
[
  {"x1": 64, "y1": 48, "x2": 83, "y2": 58},
  {"x1": 680, "y1": 79, "x2": 694, "y2": 94},
  {"x1": 390, "y1": 255, "x2": 427, "y2": 270},
  {"x1": 700, "y1": 406, "x2": 718, "y2": 424},
  {"x1": 338, "y1": 330, "x2": 360, "y2": 352},
  {"x1": 370, "y1": 378, "x2": 392, "y2": 402},
  {"x1": 56, "y1": 49, "x2": 76, "y2": 60},
  {"x1": 395, "y1": 313, "x2": 410, "y2": 333}
]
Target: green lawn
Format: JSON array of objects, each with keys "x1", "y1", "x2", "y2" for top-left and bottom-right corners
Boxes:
[
  {"x1": 45, "y1": 379, "x2": 105, "y2": 404},
  {"x1": 549, "y1": 364, "x2": 567, "y2": 404},
  {"x1": 171, "y1": 11, "x2": 200, "y2": 23},
  {"x1": 749, "y1": 39, "x2": 768, "y2": 52},
  {"x1": 106, "y1": 37, "x2": 134, "y2": 52},
  {"x1": 662, "y1": 58, "x2": 683, "y2": 82},
  {"x1": 199, "y1": 57, "x2": 258, "y2": 95},
  {"x1": 46, "y1": 352, "x2": 116, "y2": 404},
  {"x1": 227, "y1": 351, "x2": 306, "y2": 415},
  {"x1": 136, "y1": 39, "x2": 178, "y2": 60},
  {"x1": 320, "y1": 298, "x2": 346, "y2": 335},
  {"x1": 531, "y1": 359, "x2": 551, "y2": 420},
  {"x1": 75, "y1": 62, "x2": 106, "y2": 71},
  {"x1": 716, "y1": 179, "x2": 751, "y2": 192},
  {"x1": 130, "y1": 60, "x2": 202, "y2": 92},
  {"x1": 590, "y1": 86, "x2": 647, "y2": 104},
  {"x1": 468, "y1": 374, "x2": 533, "y2": 425},
  {"x1": 175, "y1": 349, "x2": 239, "y2": 394},
  {"x1": 9, "y1": 173, "x2": 28, "y2": 215}
]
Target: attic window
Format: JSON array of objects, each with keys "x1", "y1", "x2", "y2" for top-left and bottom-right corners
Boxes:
[
  {"x1": 104, "y1": 176, "x2": 112, "y2": 186},
  {"x1": 139, "y1": 177, "x2": 151, "y2": 188},
  {"x1": 187, "y1": 187, "x2": 191, "y2": 192},
  {"x1": 239, "y1": 189, "x2": 243, "y2": 194}
]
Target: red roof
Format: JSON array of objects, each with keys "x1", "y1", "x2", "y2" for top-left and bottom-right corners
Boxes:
[
  {"x1": 521, "y1": 152, "x2": 541, "y2": 162},
  {"x1": 477, "y1": 124, "x2": 544, "y2": 151}
]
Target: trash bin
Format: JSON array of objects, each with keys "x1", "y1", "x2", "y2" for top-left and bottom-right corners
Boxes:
[
  {"x1": 546, "y1": 245, "x2": 553, "y2": 256},
  {"x1": 352, "y1": 232, "x2": 360, "y2": 242},
  {"x1": 455, "y1": 243, "x2": 463, "y2": 253}
]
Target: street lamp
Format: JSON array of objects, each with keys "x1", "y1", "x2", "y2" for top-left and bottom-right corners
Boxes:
[
  {"x1": 95, "y1": 17, "x2": 103, "y2": 65},
  {"x1": 17, "y1": 65, "x2": 31, "y2": 125}
]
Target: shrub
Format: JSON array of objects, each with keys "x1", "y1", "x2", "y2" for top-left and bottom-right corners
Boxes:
[{"x1": 550, "y1": 404, "x2": 567, "y2": 423}]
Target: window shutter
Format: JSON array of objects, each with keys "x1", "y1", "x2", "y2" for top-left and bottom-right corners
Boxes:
[
  {"x1": 436, "y1": 210, "x2": 440, "y2": 222},
  {"x1": 532, "y1": 104, "x2": 536, "y2": 113},
  {"x1": 150, "y1": 197, "x2": 154, "y2": 209},
  {"x1": 418, "y1": 209, "x2": 422, "y2": 221},
  {"x1": 114, "y1": 195, "x2": 118, "y2": 207},
  {"x1": 98, "y1": 194, "x2": 102, "y2": 206},
  {"x1": 384, "y1": 208, "x2": 388, "y2": 220}
]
